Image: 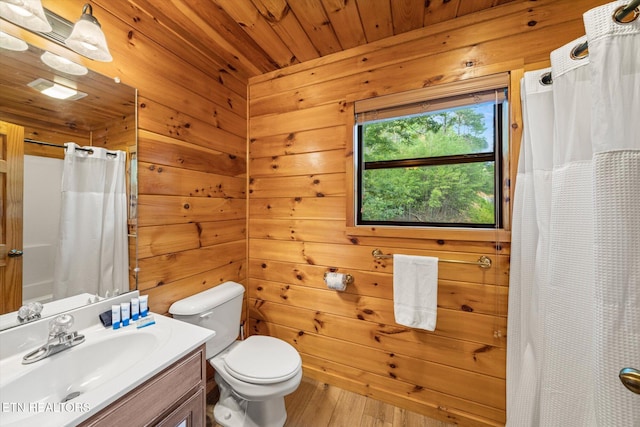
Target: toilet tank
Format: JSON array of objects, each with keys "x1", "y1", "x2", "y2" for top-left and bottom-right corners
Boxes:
[{"x1": 168, "y1": 281, "x2": 244, "y2": 358}]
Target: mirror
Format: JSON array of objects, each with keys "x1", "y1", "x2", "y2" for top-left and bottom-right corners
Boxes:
[{"x1": 0, "y1": 32, "x2": 137, "y2": 329}]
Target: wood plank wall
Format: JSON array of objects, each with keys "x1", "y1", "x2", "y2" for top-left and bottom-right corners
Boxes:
[
  {"x1": 41, "y1": 0, "x2": 249, "y2": 316},
  {"x1": 28, "y1": 0, "x2": 608, "y2": 425},
  {"x1": 247, "y1": 1, "x2": 605, "y2": 425}
]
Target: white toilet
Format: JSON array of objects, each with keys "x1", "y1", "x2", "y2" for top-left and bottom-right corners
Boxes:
[{"x1": 169, "y1": 281, "x2": 302, "y2": 427}]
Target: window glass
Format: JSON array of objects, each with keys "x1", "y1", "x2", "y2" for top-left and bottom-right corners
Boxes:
[{"x1": 356, "y1": 91, "x2": 506, "y2": 228}]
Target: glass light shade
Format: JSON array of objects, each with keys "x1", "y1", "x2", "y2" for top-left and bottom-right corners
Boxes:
[
  {"x1": 0, "y1": 30, "x2": 28, "y2": 51},
  {"x1": 0, "y1": 0, "x2": 52, "y2": 32},
  {"x1": 41, "y1": 51, "x2": 88, "y2": 76},
  {"x1": 65, "y1": 8, "x2": 112, "y2": 62}
]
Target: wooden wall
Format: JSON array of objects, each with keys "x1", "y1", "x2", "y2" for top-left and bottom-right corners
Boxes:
[
  {"x1": 41, "y1": 0, "x2": 249, "y2": 315},
  {"x1": 247, "y1": 1, "x2": 604, "y2": 425},
  {"x1": 23, "y1": 0, "x2": 607, "y2": 425}
]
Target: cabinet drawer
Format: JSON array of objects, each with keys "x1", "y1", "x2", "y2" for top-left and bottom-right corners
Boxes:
[{"x1": 81, "y1": 346, "x2": 205, "y2": 426}]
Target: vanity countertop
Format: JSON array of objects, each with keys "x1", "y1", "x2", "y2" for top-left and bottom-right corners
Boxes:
[{"x1": 0, "y1": 297, "x2": 214, "y2": 427}]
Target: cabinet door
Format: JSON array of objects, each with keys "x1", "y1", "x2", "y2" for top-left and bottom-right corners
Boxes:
[
  {"x1": 79, "y1": 347, "x2": 205, "y2": 427},
  {"x1": 155, "y1": 387, "x2": 205, "y2": 427}
]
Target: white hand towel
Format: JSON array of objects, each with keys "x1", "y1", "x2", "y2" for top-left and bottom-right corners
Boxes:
[{"x1": 393, "y1": 254, "x2": 438, "y2": 331}]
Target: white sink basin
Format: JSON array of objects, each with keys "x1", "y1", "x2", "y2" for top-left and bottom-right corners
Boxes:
[
  {"x1": 0, "y1": 327, "x2": 163, "y2": 425},
  {"x1": 0, "y1": 311, "x2": 213, "y2": 427}
]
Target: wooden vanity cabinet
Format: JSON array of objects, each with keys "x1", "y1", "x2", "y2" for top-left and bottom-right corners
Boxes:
[{"x1": 79, "y1": 345, "x2": 207, "y2": 427}]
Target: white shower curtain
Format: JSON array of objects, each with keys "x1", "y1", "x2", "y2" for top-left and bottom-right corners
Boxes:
[
  {"x1": 507, "y1": 2, "x2": 639, "y2": 426},
  {"x1": 53, "y1": 143, "x2": 129, "y2": 299}
]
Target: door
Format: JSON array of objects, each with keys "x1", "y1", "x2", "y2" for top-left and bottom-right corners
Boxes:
[{"x1": 0, "y1": 120, "x2": 24, "y2": 314}]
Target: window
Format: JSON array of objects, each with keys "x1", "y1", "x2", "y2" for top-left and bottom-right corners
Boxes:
[{"x1": 354, "y1": 77, "x2": 508, "y2": 228}]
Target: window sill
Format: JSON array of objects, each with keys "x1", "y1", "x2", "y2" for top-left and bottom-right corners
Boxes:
[{"x1": 345, "y1": 225, "x2": 510, "y2": 242}]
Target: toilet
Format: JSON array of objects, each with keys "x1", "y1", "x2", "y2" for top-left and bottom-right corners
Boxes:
[{"x1": 169, "y1": 281, "x2": 302, "y2": 427}]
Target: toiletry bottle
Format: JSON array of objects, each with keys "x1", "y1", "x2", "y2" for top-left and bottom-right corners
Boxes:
[
  {"x1": 131, "y1": 297, "x2": 140, "y2": 321},
  {"x1": 139, "y1": 295, "x2": 149, "y2": 317},
  {"x1": 112, "y1": 305, "x2": 121, "y2": 330},
  {"x1": 121, "y1": 302, "x2": 130, "y2": 327}
]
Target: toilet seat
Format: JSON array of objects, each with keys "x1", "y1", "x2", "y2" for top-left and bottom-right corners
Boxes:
[{"x1": 224, "y1": 335, "x2": 301, "y2": 384}]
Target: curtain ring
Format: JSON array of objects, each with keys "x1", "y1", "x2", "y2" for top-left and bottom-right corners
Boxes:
[
  {"x1": 570, "y1": 42, "x2": 589, "y2": 60},
  {"x1": 539, "y1": 71, "x2": 553, "y2": 86},
  {"x1": 613, "y1": 4, "x2": 640, "y2": 24}
]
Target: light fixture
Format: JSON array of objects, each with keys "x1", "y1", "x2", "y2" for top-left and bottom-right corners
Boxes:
[
  {"x1": 65, "y1": 3, "x2": 111, "y2": 62},
  {"x1": 41, "y1": 51, "x2": 88, "y2": 75},
  {"x1": 27, "y1": 77, "x2": 87, "y2": 100},
  {"x1": 0, "y1": 0, "x2": 51, "y2": 32},
  {"x1": 0, "y1": 30, "x2": 28, "y2": 51}
]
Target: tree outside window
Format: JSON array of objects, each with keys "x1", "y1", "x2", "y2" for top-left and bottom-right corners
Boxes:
[{"x1": 356, "y1": 92, "x2": 506, "y2": 228}]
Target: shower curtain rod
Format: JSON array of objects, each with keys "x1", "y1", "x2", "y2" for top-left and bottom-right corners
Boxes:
[
  {"x1": 539, "y1": 0, "x2": 639, "y2": 86},
  {"x1": 24, "y1": 138, "x2": 117, "y2": 156},
  {"x1": 573, "y1": 0, "x2": 640, "y2": 57}
]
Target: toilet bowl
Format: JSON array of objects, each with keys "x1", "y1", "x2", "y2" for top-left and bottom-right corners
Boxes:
[
  {"x1": 168, "y1": 282, "x2": 302, "y2": 427},
  {"x1": 211, "y1": 336, "x2": 302, "y2": 426}
]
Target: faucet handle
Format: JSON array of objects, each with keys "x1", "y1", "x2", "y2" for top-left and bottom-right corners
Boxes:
[
  {"x1": 49, "y1": 314, "x2": 74, "y2": 336},
  {"x1": 30, "y1": 302, "x2": 43, "y2": 315},
  {"x1": 17, "y1": 302, "x2": 44, "y2": 323},
  {"x1": 17, "y1": 305, "x2": 31, "y2": 320}
]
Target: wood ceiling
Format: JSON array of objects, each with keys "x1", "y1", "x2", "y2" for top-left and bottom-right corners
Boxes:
[
  {"x1": 0, "y1": 42, "x2": 135, "y2": 133},
  {"x1": 1, "y1": 0, "x2": 519, "y2": 135},
  {"x1": 128, "y1": 0, "x2": 517, "y2": 80}
]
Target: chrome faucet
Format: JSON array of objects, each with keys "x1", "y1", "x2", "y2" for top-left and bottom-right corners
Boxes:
[
  {"x1": 17, "y1": 302, "x2": 43, "y2": 324},
  {"x1": 22, "y1": 314, "x2": 85, "y2": 365}
]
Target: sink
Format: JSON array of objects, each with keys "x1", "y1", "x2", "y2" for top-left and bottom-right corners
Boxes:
[
  {"x1": 0, "y1": 327, "x2": 164, "y2": 426},
  {"x1": 0, "y1": 305, "x2": 213, "y2": 427},
  {"x1": 0, "y1": 323, "x2": 168, "y2": 426}
]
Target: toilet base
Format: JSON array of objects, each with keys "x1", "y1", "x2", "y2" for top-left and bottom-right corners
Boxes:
[
  {"x1": 213, "y1": 372, "x2": 288, "y2": 427},
  {"x1": 213, "y1": 394, "x2": 286, "y2": 427}
]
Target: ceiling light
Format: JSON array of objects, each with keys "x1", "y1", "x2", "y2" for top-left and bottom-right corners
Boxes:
[
  {"x1": 27, "y1": 78, "x2": 87, "y2": 100},
  {"x1": 41, "y1": 51, "x2": 88, "y2": 76},
  {"x1": 41, "y1": 83, "x2": 76, "y2": 99},
  {"x1": 0, "y1": 0, "x2": 52, "y2": 32},
  {"x1": 65, "y1": 3, "x2": 111, "y2": 62},
  {"x1": 0, "y1": 30, "x2": 28, "y2": 51}
]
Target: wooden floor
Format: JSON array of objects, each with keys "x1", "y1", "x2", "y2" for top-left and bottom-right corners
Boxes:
[{"x1": 209, "y1": 376, "x2": 455, "y2": 427}]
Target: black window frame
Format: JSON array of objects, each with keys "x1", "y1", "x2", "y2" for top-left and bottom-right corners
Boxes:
[{"x1": 355, "y1": 95, "x2": 506, "y2": 229}]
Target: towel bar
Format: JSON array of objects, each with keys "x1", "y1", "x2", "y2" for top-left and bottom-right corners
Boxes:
[{"x1": 371, "y1": 249, "x2": 492, "y2": 269}]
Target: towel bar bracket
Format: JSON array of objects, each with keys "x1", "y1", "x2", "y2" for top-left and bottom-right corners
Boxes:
[{"x1": 371, "y1": 249, "x2": 492, "y2": 269}]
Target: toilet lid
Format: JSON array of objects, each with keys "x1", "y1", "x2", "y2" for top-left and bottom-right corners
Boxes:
[{"x1": 224, "y1": 335, "x2": 301, "y2": 384}]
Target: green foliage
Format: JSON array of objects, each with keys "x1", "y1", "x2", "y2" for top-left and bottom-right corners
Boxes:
[{"x1": 360, "y1": 104, "x2": 497, "y2": 225}]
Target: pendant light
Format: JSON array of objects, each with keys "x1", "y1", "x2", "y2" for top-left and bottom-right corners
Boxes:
[
  {"x1": 0, "y1": 30, "x2": 28, "y2": 51},
  {"x1": 0, "y1": 0, "x2": 52, "y2": 32},
  {"x1": 41, "y1": 51, "x2": 88, "y2": 76},
  {"x1": 65, "y1": 3, "x2": 112, "y2": 62}
]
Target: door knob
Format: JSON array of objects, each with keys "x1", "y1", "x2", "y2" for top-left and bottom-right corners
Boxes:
[
  {"x1": 619, "y1": 368, "x2": 640, "y2": 394},
  {"x1": 8, "y1": 249, "x2": 23, "y2": 257}
]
